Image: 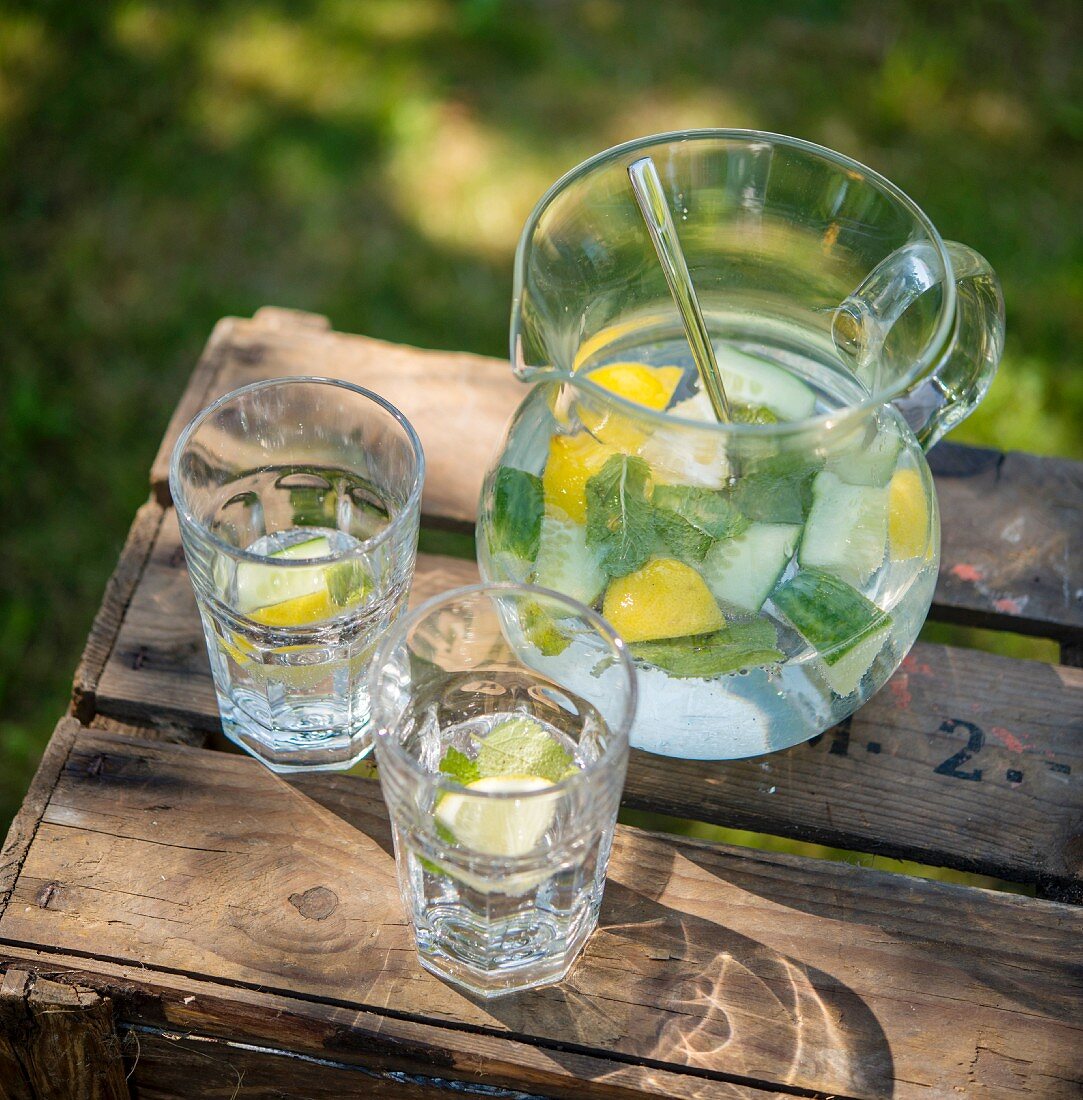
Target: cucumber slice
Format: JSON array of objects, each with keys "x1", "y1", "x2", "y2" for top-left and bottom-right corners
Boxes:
[
  {"x1": 701, "y1": 522, "x2": 802, "y2": 613},
  {"x1": 236, "y1": 536, "x2": 335, "y2": 613},
  {"x1": 531, "y1": 512, "x2": 606, "y2": 607},
  {"x1": 827, "y1": 424, "x2": 903, "y2": 487},
  {"x1": 800, "y1": 471, "x2": 887, "y2": 586},
  {"x1": 772, "y1": 568, "x2": 893, "y2": 697},
  {"x1": 712, "y1": 345, "x2": 817, "y2": 421},
  {"x1": 272, "y1": 536, "x2": 332, "y2": 560}
]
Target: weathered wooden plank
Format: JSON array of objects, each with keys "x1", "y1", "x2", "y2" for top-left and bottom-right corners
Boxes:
[
  {"x1": 0, "y1": 947, "x2": 771, "y2": 1100},
  {"x1": 92, "y1": 509, "x2": 1083, "y2": 890},
  {"x1": 148, "y1": 317, "x2": 242, "y2": 508},
  {"x1": 148, "y1": 309, "x2": 1083, "y2": 638},
  {"x1": 1, "y1": 730, "x2": 1079, "y2": 1099},
  {"x1": 149, "y1": 308, "x2": 522, "y2": 528},
  {"x1": 71, "y1": 500, "x2": 164, "y2": 724},
  {"x1": 929, "y1": 442, "x2": 1083, "y2": 644},
  {"x1": 117, "y1": 1028, "x2": 783, "y2": 1100},
  {"x1": 0, "y1": 970, "x2": 128, "y2": 1100},
  {"x1": 0, "y1": 719, "x2": 79, "y2": 920}
]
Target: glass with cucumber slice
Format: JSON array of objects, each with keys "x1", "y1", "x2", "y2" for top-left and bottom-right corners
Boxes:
[{"x1": 478, "y1": 336, "x2": 940, "y2": 760}]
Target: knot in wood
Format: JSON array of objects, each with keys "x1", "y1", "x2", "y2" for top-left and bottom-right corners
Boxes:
[{"x1": 288, "y1": 885, "x2": 339, "y2": 921}]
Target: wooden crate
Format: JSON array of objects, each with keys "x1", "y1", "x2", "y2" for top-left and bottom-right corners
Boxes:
[{"x1": 2, "y1": 308, "x2": 1081, "y2": 1099}]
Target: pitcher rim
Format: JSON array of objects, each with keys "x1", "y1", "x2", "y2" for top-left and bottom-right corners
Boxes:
[{"x1": 510, "y1": 128, "x2": 957, "y2": 438}]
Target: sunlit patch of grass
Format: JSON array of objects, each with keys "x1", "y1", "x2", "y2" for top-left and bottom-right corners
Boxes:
[
  {"x1": 0, "y1": 13, "x2": 51, "y2": 126},
  {"x1": 920, "y1": 621, "x2": 1062, "y2": 664},
  {"x1": 387, "y1": 100, "x2": 556, "y2": 259},
  {"x1": 111, "y1": 1, "x2": 181, "y2": 59},
  {"x1": 953, "y1": 345, "x2": 1083, "y2": 459},
  {"x1": 602, "y1": 89, "x2": 760, "y2": 146}
]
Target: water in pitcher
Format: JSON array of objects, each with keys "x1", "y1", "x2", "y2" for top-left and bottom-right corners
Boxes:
[{"x1": 484, "y1": 320, "x2": 939, "y2": 759}]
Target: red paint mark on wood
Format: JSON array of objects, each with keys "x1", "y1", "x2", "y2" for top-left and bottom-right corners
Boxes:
[
  {"x1": 888, "y1": 674, "x2": 912, "y2": 709},
  {"x1": 900, "y1": 654, "x2": 933, "y2": 677},
  {"x1": 950, "y1": 563, "x2": 984, "y2": 583},
  {"x1": 989, "y1": 726, "x2": 1029, "y2": 754},
  {"x1": 993, "y1": 597, "x2": 1023, "y2": 614}
]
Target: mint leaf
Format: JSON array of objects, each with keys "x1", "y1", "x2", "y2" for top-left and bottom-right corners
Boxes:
[
  {"x1": 631, "y1": 619, "x2": 784, "y2": 679},
  {"x1": 327, "y1": 559, "x2": 369, "y2": 606},
  {"x1": 731, "y1": 403, "x2": 779, "y2": 425},
  {"x1": 439, "y1": 746, "x2": 481, "y2": 785},
  {"x1": 652, "y1": 484, "x2": 750, "y2": 562},
  {"x1": 729, "y1": 452, "x2": 822, "y2": 524},
  {"x1": 585, "y1": 454, "x2": 656, "y2": 578},
  {"x1": 522, "y1": 600, "x2": 571, "y2": 656},
  {"x1": 490, "y1": 466, "x2": 544, "y2": 560},
  {"x1": 476, "y1": 716, "x2": 574, "y2": 783}
]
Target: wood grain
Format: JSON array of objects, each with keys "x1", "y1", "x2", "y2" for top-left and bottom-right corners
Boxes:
[
  {"x1": 0, "y1": 719, "x2": 79, "y2": 920},
  {"x1": 0, "y1": 970, "x2": 128, "y2": 1100},
  {"x1": 148, "y1": 309, "x2": 1083, "y2": 639},
  {"x1": 1, "y1": 729, "x2": 1079, "y2": 1099},
  {"x1": 71, "y1": 501, "x2": 164, "y2": 723},
  {"x1": 929, "y1": 442, "x2": 1083, "y2": 644},
  {"x1": 149, "y1": 308, "x2": 522, "y2": 528},
  {"x1": 0, "y1": 946, "x2": 774, "y2": 1100},
  {"x1": 91, "y1": 509, "x2": 1083, "y2": 891}
]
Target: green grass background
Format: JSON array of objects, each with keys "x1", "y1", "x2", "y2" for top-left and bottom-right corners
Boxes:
[{"x1": 1, "y1": 0, "x2": 1080, "y2": 848}]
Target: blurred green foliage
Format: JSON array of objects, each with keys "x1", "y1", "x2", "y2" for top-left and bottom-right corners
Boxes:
[{"x1": 1, "y1": 0, "x2": 1080, "y2": 838}]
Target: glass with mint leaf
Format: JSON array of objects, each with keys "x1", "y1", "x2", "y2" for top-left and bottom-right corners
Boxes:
[{"x1": 370, "y1": 583, "x2": 635, "y2": 1000}]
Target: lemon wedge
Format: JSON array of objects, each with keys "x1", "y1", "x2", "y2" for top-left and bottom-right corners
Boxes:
[
  {"x1": 542, "y1": 434, "x2": 616, "y2": 524},
  {"x1": 586, "y1": 362, "x2": 683, "y2": 409},
  {"x1": 603, "y1": 558, "x2": 725, "y2": 643},
  {"x1": 888, "y1": 468, "x2": 928, "y2": 560}
]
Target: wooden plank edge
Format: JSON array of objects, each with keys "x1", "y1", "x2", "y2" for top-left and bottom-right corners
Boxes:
[
  {"x1": 619, "y1": 768, "x2": 1076, "y2": 897},
  {"x1": 0, "y1": 948, "x2": 786, "y2": 1100},
  {"x1": 0, "y1": 968, "x2": 129, "y2": 1099},
  {"x1": 0, "y1": 718, "x2": 79, "y2": 920},
  {"x1": 149, "y1": 316, "x2": 242, "y2": 505},
  {"x1": 71, "y1": 499, "x2": 165, "y2": 724},
  {"x1": 927, "y1": 599, "x2": 1083, "y2": 648}
]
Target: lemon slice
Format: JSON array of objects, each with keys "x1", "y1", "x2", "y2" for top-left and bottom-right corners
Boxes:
[
  {"x1": 602, "y1": 558, "x2": 725, "y2": 643},
  {"x1": 435, "y1": 775, "x2": 557, "y2": 858},
  {"x1": 587, "y1": 362, "x2": 683, "y2": 410},
  {"x1": 542, "y1": 433, "x2": 616, "y2": 524},
  {"x1": 888, "y1": 468, "x2": 928, "y2": 560},
  {"x1": 248, "y1": 589, "x2": 341, "y2": 628}
]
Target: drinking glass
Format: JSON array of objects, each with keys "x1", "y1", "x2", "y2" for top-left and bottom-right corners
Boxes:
[
  {"x1": 371, "y1": 583, "x2": 636, "y2": 998},
  {"x1": 170, "y1": 376, "x2": 424, "y2": 772}
]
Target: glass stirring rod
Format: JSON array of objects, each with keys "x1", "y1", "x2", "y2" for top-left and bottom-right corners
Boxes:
[{"x1": 627, "y1": 156, "x2": 732, "y2": 422}]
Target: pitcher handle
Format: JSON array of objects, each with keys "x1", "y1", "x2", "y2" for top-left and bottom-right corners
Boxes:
[{"x1": 833, "y1": 240, "x2": 1005, "y2": 451}]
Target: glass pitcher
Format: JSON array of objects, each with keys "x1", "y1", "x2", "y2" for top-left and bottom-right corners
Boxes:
[{"x1": 477, "y1": 130, "x2": 1003, "y2": 760}]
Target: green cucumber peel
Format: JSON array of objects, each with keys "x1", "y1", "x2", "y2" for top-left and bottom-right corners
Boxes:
[{"x1": 771, "y1": 568, "x2": 892, "y2": 666}]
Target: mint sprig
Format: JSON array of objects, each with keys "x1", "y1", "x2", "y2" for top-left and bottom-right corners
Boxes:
[
  {"x1": 585, "y1": 454, "x2": 656, "y2": 578},
  {"x1": 439, "y1": 746, "x2": 481, "y2": 785},
  {"x1": 476, "y1": 717, "x2": 574, "y2": 783},
  {"x1": 489, "y1": 466, "x2": 544, "y2": 560},
  {"x1": 652, "y1": 484, "x2": 750, "y2": 562},
  {"x1": 631, "y1": 619, "x2": 784, "y2": 679}
]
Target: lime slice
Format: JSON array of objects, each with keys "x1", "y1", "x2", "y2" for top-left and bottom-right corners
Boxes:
[{"x1": 435, "y1": 775, "x2": 557, "y2": 858}]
